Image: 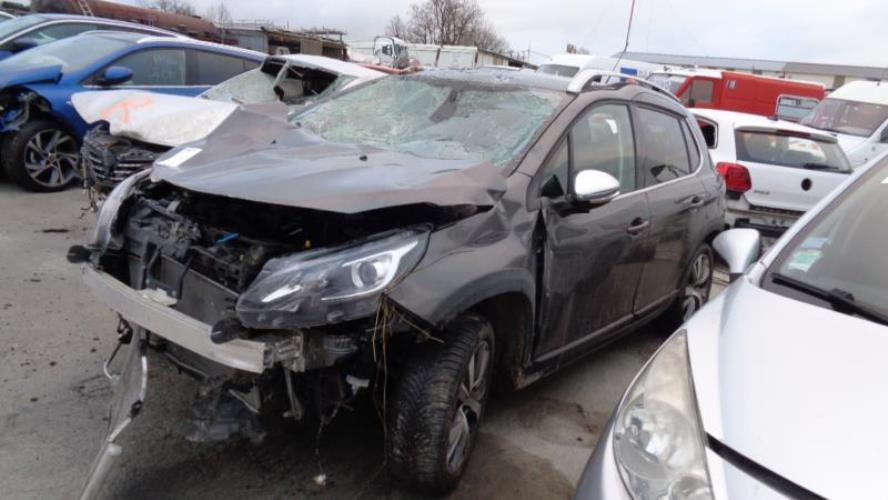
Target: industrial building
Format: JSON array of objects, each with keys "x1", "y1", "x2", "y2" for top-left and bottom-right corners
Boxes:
[{"x1": 621, "y1": 51, "x2": 888, "y2": 90}]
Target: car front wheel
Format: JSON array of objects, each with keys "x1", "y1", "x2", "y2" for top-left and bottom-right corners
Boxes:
[
  {"x1": 3, "y1": 119, "x2": 79, "y2": 192},
  {"x1": 387, "y1": 313, "x2": 494, "y2": 495},
  {"x1": 660, "y1": 243, "x2": 714, "y2": 330}
]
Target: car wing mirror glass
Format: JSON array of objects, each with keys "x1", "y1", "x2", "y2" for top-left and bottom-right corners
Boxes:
[
  {"x1": 713, "y1": 229, "x2": 761, "y2": 282},
  {"x1": 570, "y1": 169, "x2": 620, "y2": 206},
  {"x1": 99, "y1": 66, "x2": 133, "y2": 86}
]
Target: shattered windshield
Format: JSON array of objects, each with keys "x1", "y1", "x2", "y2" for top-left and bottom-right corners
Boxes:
[
  {"x1": 296, "y1": 77, "x2": 564, "y2": 168},
  {"x1": 201, "y1": 68, "x2": 278, "y2": 103}
]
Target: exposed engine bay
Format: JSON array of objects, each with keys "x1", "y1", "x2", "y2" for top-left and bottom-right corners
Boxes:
[{"x1": 88, "y1": 180, "x2": 481, "y2": 444}]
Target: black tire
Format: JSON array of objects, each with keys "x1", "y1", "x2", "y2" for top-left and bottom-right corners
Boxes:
[
  {"x1": 659, "y1": 243, "x2": 714, "y2": 331},
  {"x1": 387, "y1": 313, "x2": 495, "y2": 495},
  {"x1": 2, "y1": 119, "x2": 79, "y2": 192}
]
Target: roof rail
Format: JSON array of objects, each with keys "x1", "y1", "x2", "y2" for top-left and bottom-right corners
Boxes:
[{"x1": 567, "y1": 69, "x2": 680, "y2": 103}]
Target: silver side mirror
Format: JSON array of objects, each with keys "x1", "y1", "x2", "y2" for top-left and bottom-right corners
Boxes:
[
  {"x1": 572, "y1": 170, "x2": 620, "y2": 206},
  {"x1": 713, "y1": 229, "x2": 761, "y2": 282}
]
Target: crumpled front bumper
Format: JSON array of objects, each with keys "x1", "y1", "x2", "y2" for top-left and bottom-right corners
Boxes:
[{"x1": 82, "y1": 265, "x2": 288, "y2": 374}]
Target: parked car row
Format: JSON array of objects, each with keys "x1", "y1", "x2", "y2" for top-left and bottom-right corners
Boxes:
[{"x1": 0, "y1": 21, "x2": 264, "y2": 191}]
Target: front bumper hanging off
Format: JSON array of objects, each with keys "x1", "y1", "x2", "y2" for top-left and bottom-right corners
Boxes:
[{"x1": 81, "y1": 265, "x2": 303, "y2": 374}]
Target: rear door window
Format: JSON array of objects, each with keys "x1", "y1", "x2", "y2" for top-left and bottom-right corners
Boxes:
[
  {"x1": 113, "y1": 48, "x2": 186, "y2": 86},
  {"x1": 635, "y1": 107, "x2": 693, "y2": 185},
  {"x1": 735, "y1": 131, "x2": 850, "y2": 171},
  {"x1": 776, "y1": 95, "x2": 820, "y2": 122},
  {"x1": 191, "y1": 50, "x2": 259, "y2": 85}
]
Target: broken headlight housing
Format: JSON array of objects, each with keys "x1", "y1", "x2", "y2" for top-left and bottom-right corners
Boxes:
[
  {"x1": 613, "y1": 330, "x2": 713, "y2": 500},
  {"x1": 91, "y1": 170, "x2": 150, "y2": 254},
  {"x1": 237, "y1": 230, "x2": 428, "y2": 329}
]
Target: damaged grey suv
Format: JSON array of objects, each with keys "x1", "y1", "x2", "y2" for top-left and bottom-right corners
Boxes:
[{"x1": 72, "y1": 68, "x2": 725, "y2": 496}]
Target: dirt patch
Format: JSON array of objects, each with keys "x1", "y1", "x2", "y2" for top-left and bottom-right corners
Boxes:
[{"x1": 514, "y1": 397, "x2": 603, "y2": 447}]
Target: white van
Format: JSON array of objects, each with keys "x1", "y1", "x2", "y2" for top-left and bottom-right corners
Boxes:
[
  {"x1": 537, "y1": 53, "x2": 661, "y2": 79},
  {"x1": 801, "y1": 80, "x2": 888, "y2": 167}
]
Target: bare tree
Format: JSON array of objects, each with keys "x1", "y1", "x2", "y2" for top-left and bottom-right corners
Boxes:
[
  {"x1": 385, "y1": 15, "x2": 408, "y2": 39},
  {"x1": 138, "y1": 0, "x2": 197, "y2": 16},
  {"x1": 205, "y1": 1, "x2": 233, "y2": 27},
  {"x1": 388, "y1": 0, "x2": 509, "y2": 52}
]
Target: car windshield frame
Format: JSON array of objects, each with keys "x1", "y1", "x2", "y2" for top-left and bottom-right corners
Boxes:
[
  {"x1": 800, "y1": 97, "x2": 888, "y2": 138},
  {"x1": 293, "y1": 75, "x2": 569, "y2": 172},
  {"x1": 763, "y1": 158, "x2": 888, "y2": 324},
  {"x1": 0, "y1": 33, "x2": 132, "y2": 73}
]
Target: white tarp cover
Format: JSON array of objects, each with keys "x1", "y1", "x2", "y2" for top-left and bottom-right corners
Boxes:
[{"x1": 72, "y1": 91, "x2": 238, "y2": 147}]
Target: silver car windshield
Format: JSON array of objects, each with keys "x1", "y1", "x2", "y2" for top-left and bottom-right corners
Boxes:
[
  {"x1": 296, "y1": 77, "x2": 564, "y2": 168},
  {"x1": 801, "y1": 98, "x2": 888, "y2": 138},
  {"x1": 767, "y1": 160, "x2": 888, "y2": 322}
]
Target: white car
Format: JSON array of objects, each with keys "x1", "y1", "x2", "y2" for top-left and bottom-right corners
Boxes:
[
  {"x1": 693, "y1": 109, "x2": 852, "y2": 236},
  {"x1": 577, "y1": 153, "x2": 888, "y2": 500},
  {"x1": 801, "y1": 80, "x2": 888, "y2": 167}
]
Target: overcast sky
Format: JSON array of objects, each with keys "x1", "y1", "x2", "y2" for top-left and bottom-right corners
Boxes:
[{"x1": 116, "y1": 0, "x2": 888, "y2": 67}]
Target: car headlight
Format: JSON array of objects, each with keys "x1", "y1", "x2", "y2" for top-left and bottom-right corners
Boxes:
[
  {"x1": 613, "y1": 330, "x2": 712, "y2": 500},
  {"x1": 90, "y1": 170, "x2": 150, "y2": 254},
  {"x1": 236, "y1": 229, "x2": 428, "y2": 329}
]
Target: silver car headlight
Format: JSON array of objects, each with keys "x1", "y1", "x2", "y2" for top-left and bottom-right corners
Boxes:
[
  {"x1": 91, "y1": 170, "x2": 150, "y2": 254},
  {"x1": 613, "y1": 330, "x2": 713, "y2": 500},
  {"x1": 236, "y1": 230, "x2": 428, "y2": 329}
]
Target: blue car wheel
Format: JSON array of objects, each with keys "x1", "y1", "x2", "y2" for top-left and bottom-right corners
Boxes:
[{"x1": 3, "y1": 119, "x2": 79, "y2": 192}]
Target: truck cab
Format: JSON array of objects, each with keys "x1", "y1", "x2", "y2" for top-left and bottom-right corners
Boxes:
[{"x1": 650, "y1": 69, "x2": 825, "y2": 121}]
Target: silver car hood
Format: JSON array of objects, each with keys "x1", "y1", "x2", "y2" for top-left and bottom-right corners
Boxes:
[{"x1": 687, "y1": 277, "x2": 888, "y2": 499}]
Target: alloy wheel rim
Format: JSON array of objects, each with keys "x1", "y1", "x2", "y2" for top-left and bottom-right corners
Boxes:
[
  {"x1": 24, "y1": 129, "x2": 79, "y2": 188},
  {"x1": 682, "y1": 253, "x2": 712, "y2": 320},
  {"x1": 446, "y1": 339, "x2": 490, "y2": 473}
]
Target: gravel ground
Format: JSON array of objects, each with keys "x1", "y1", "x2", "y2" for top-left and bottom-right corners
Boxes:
[{"x1": 0, "y1": 183, "x2": 726, "y2": 499}]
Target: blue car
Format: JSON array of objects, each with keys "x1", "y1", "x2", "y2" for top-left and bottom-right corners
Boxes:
[
  {"x1": 0, "y1": 13, "x2": 177, "y2": 60},
  {"x1": 0, "y1": 31, "x2": 264, "y2": 191}
]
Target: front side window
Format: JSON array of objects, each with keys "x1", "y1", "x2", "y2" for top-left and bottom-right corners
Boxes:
[
  {"x1": 735, "y1": 131, "x2": 850, "y2": 171},
  {"x1": 636, "y1": 107, "x2": 692, "y2": 185},
  {"x1": 112, "y1": 48, "x2": 186, "y2": 85},
  {"x1": 570, "y1": 104, "x2": 637, "y2": 192},
  {"x1": 765, "y1": 160, "x2": 888, "y2": 325},
  {"x1": 801, "y1": 98, "x2": 888, "y2": 137},
  {"x1": 192, "y1": 50, "x2": 258, "y2": 85},
  {"x1": 297, "y1": 77, "x2": 565, "y2": 168},
  {"x1": 688, "y1": 79, "x2": 714, "y2": 104},
  {"x1": 0, "y1": 35, "x2": 131, "y2": 72}
]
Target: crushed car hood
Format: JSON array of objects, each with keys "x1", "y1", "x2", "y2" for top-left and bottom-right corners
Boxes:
[
  {"x1": 0, "y1": 64, "x2": 62, "y2": 88},
  {"x1": 73, "y1": 91, "x2": 287, "y2": 148},
  {"x1": 151, "y1": 129, "x2": 508, "y2": 214},
  {"x1": 687, "y1": 278, "x2": 888, "y2": 499}
]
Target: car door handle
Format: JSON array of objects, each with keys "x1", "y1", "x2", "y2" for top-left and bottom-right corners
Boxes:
[
  {"x1": 683, "y1": 195, "x2": 705, "y2": 209},
  {"x1": 627, "y1": 218, "x2": 650, "y2": 235}
]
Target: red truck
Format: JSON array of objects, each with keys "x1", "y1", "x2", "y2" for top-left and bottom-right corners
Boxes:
[{"x1": 650, "y1": 69, "x2": 825, "y2": 121}]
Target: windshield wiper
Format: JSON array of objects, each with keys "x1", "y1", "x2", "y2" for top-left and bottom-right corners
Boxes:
[{"x1": 771, "y1": 272, "x2": 888, "y2": 326}]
